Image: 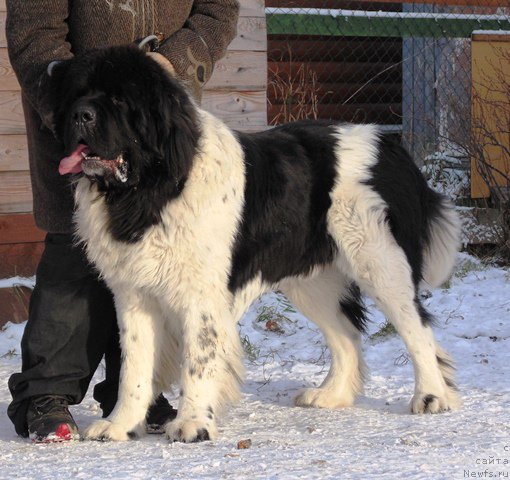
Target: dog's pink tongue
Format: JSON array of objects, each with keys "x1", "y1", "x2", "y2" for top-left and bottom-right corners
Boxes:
[{"x1": 59, "y1": 144, "x2": 90, "y2": 175}]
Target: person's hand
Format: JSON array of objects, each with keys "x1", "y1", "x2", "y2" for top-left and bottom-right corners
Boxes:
[
  {"x1": 38, "y1": 59, "x2": 69, "y2": 135},
  {"x1": 146, "y1": 52, "x2": 175, "y2": 76}
]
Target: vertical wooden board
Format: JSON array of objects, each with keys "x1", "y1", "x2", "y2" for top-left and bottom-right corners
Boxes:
[
  {"x1": 0, "y1": 91, "x2": 25, "y2": 134},
  {"x1": 0, "y1": 171, "x2": 33, "y2": 213},
  {"x1": 471, "y1": 37, "x2": 510, "y2": 198},
  {"x1": 239, "y1": 0, "x2": 264, "y2": 17},
  {"x1": 0, "y1": 1, "x2": 5, "y2": 12},
  {"x1": 207, "y1": 51, "x2": 266, "y2": 90},
  {"x1": 0, "y1": 12, "x2": 6, "y2": 48},
  {"x1": 0, "y1": 134, "x2": 28, "y2": 171},
  {"x1": 0, "y1": 284, "x2": 33, "y2": 327},
  {"x1": 0, "y1": 213, "x2": 45, "y2": 244},
  {"x1": 0, "y1": 242, "x2": 44, "y2": 278},
  {"x1": 0, "y1": 48, "x2": 20, "y2": 91},
  {"x1": 228, "y1": 16, "x2": 267, "y2": 52},
  {"x1": 202, "y1": 90, "x2": 267, "y2": 130}
]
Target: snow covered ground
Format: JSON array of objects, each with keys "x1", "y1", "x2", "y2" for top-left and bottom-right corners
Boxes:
[{"x1": 1, "y1": 253, "x2": 509, "y2": 479}]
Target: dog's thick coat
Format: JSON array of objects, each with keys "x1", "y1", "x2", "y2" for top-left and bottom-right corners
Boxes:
[{"x1": 51, "y1": 46, "x2": 461, "y2": 442}]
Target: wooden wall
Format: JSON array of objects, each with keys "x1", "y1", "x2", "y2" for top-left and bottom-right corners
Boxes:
[
  {"x1": 203, "y1": 0, "x2": 267, "y2": 131},
  {"x1": 266, "y1": 0, "x2": 402, "y2": 127},
  {"x1": 471, "y1": 32, "x2": 510, "y2": 199},
  {"x1": 0, "y1": 0, "x2": 267, "y2": 278}
]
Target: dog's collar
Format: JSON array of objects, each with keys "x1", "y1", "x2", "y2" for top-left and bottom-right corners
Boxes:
[{"x1": 138, "y1": 33, "x2": 166, "y2": 52}]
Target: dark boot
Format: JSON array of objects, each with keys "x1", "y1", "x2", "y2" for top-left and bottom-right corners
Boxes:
[
  {"x1": 27, "y1": 395, "x2": 79, "y2": 442},
  {"x1": 8, "y1": 233, "x2": 119, "y2": 438}
]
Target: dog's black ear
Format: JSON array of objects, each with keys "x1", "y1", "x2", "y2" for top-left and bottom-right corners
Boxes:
[
  {"x1": 159, "y1": 84, "x2": 201, "y2": 187},
  {"x1": 136, "y1": 65, "x2": 201, "y2": 187}
]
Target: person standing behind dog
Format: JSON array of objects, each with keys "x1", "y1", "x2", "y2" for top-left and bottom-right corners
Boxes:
[{"x1": 5, "y1": 0, "x2": 240, "y2": 442}]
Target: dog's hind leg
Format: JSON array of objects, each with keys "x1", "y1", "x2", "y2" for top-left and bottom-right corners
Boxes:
[
  {"x1": 280, "y1": 266, "x2": 366, "y2": 409},
  {"x1": 328, "y1": 200, "x2": 460, "y2": 413},
  {"x1": 83, "y1": 288, "x2": 162, "y2": 441}
]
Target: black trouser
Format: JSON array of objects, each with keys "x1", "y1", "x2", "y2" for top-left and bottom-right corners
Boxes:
[{"x1": 8, "y1": 233, "x2": 121, "y2": 437}]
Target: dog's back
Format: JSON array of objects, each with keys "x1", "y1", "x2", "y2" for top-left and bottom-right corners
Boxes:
[{"x1": 232, "y1": 121, "x2": 459, "y2": 296}]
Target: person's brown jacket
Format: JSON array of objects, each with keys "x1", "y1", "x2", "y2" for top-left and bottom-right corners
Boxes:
[{"x1": 6, "y1": 0, "x2": 239, "y2": 233}]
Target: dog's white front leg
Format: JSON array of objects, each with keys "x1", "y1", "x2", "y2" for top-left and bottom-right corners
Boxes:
[
  {"x1": 165, "y1": 304, "x2": 243, "y2": 443},
  {"x1": 84, "y1": 288, "x2": 160, "y2": 441}
]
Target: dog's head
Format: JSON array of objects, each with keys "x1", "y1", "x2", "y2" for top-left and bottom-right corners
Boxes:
[{"x1": 50, "y1": 46, "x2": 200, "y2": 191}]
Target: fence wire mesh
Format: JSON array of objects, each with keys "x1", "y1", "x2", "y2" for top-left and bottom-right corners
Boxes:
[{"x1": 266, "y1": 1, "x2": 510, "y2": 202}]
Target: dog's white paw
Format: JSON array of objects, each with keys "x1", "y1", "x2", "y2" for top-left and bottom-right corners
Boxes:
[
  {"x1": 294, "y1": 387, "x2": 354, "y2": 409},
  {"x1": 83, "y1": 419, "x2": 143, "y2": 441},
  {"x1": 411, "y1": 389, "x2": 460, "y2": 414},
  {"x1": 165, "y1": 417, "x2": 217, "y2": 443}
]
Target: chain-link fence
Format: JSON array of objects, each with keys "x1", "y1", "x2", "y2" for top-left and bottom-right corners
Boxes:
[{"x1": 266, "y1": 1, "x2": 510, "y2": 201}]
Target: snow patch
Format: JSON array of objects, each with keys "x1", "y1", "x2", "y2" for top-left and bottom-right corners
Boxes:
[{"x1": 0, "y1": 257, "x2": 509, "y2": 479}]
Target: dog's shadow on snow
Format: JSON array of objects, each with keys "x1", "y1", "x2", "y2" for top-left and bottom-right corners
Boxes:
[
  {"x1": 241, "y1": 377, "x2": 410, "y2": 416},
  {"x1": 243, "y1": 376, "x2": 304, "y2": 407}
]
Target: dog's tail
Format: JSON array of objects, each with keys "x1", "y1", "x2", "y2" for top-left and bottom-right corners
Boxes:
[{"x1": 421, "y1": 194, "x2": 461, "y2": 289}]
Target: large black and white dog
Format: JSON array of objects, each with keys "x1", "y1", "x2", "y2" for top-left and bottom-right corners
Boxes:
[{"x1": 51, "y1": 46, "x2": 460, "y2": 442}]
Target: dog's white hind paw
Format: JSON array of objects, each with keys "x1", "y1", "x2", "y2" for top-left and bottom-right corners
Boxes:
[
  {"x1": 165, "y1": 417, "x2": 217, "y2": 443},
  {"x1": 83, "y1": 419, "x2": 143, "y2": 441},
  {"x1": 411, "y1": 389, "x2": 460, "y2": 414},
  {"x1": 294, "y1": 387, "x2": 354, "y2": 409}
]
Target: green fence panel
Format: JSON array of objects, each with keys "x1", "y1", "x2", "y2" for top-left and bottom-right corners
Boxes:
[{"x1": 266, "y1": 13, "x2": 510, "y2": 38}]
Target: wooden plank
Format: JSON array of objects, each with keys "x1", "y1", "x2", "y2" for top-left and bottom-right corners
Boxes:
[
  {"x1": 239, "y1": 0, "x2": 264, "y2": 17},
  {"x1": 0, "y1": 0, "x2": 5, "y2": 12},
  {"x1": 268, "y1": 82, "x2": 401, "y2": 104},
  {"x1": 471, "y1": 37, "x2": 510, "y2": 199},
  {"x1": 229, "y1": 16, "x2": 266, "y2": 52},
  {"x1": 0, "y1": 91, "x2": 25, "y2": 135},
  {"x1": 0, "y1": 48, "x2": 20, "y2": 91},
  {"x1": 0, "y1": 213, "x2": 45, "y2": 244},
  {"x1": 0, "y1": 12, "x2": 6, "y2": 48},
  {"x1": 268, "y1": 60, "x2": 401, "y2": 83},
  {"x1": 0, "y1": 135, "x2": 28, "y2": 172},
  {"x1": 0, "y1": 284, "x2": 33, "y2": 327},
  {"x1": 0, "y1": 171, "x2": 32, "y2": 213},
  {"x1": 268, "y1": 102, "x2": 401, "y2": 124},
  {"x1": 269, "y1": 37, "x2": 401, "y2": 63},
  {"x1": 472, "y1": 33, "x2": 510, "y2": 42},
  {"x1": 202, "y1": 90, "x2": 267, "y2": 130},
  {"x1": 0, "y1": 242, "x2": 44, "y2": 279},
  {"x1": 207, "y1": 51, "x2": 266, "y2": 90}
]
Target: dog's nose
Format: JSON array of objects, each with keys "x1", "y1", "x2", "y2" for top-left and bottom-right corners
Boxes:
[{"x1": 72, "y1": 105, "x2": 97, "y2": 127}]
